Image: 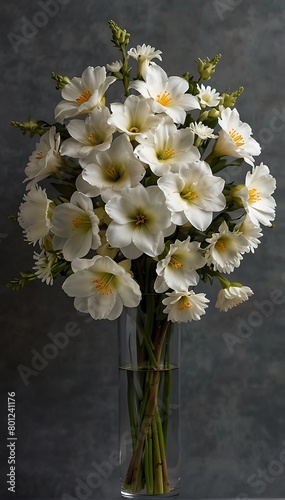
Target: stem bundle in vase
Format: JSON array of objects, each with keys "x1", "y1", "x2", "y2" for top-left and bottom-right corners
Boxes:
[{"x1": 119, "y1": 293, "x2": 177, "y2": 495}]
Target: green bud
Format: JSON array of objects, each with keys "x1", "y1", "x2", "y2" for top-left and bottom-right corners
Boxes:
[
  {"x1": 51, "y1": 72, "x2": 70, "y2": 90},
  {"x1": 109, "y1": 20, "x2": 130, "y2": 48},
  {"x1": 229, "y1": 184, "x2": 246, "y2": 207},
  {"x1": 199, "y1": 110, "x2": 209, "y2": 122},
  {"x1": 183, "y1": 72, "x2": 190, "y2": 83},
  {"x1": 220, "y1": 86, "x2": 244, "y2": 108},
  {"x1": 208, "y1": 108, "x2": 220, "y2": 119},
  {"x1": 11, "y1": 118, "x2": 47, "y2": 137},
  {"x1": 196, "y1": 54, "x2": 221, "y2": 80}
]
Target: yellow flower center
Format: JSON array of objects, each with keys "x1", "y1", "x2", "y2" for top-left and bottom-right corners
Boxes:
[
  {"x1": 105, "y1": 164, "x2": 121, "y2": 181},
  {"x1": 157, "y1": 148, "x2": 175, "y2": 161},
  {"x1": 72, "y1": 214, "x2": 91, "y2": 230},
  {"x1": 180, "y1": 188, "x2": 198, "y2": 203},
  {"x1": 129, "y1": 126, "x2": 140, "y2": 133},
  {"x1": 75, "y1": 89, "x2": 92, "y2": 104},
  {"x1": 215, "y1": 240, "x2": 227, "y2": 252},
  {"x1": 178, "y1": 296, "x2": 192, "y2": 311},
  {"x1": 92, "y1": 274, "x2": 114, "y2": 295},
  {"x1": 86, "y1": 132, "x2": 103, "y2": 145},
  {"x1": 229, "y1": 128, "x2": 245, "y2": 147},
  {"x1": 202, "y1": 94, "x2": 210, "y2": 102},
  {"x1": 156, "y1": 90, "x2": 172, "y2": 107},
  {"x1": 248, "y1": 188, "x2": 261, "y2": 203},
  {"x1": 135, "y1": 214, "x2": 146, "y2": 225},
  {"x1": 169, "y1": 256, "x2": 183, "y2": 269}
]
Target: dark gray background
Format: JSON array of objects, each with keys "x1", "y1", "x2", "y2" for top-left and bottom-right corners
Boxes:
[{"x1": 1, "y1": 0, "x2": 285, "y2": 499}]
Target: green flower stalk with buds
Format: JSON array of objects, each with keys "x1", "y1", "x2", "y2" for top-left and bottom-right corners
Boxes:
[
  {"x1": 108, "y1": 20, "x2": 131, "y2": 96},
  {"x1": 196, "y1": 53, "x2": 222, "y2": 81}
]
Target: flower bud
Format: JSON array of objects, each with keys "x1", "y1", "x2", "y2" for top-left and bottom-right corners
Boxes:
[
  {"x1": 11, "y1": 118, "x2": 47, "y2": 137},
  {"x1": 208, "y1": 108, "x2": 220, "y2": 119},
  {"x1": 198, "y1": 110, "x2": 209, "y2": 121},
  {"x1": 196, "y1": 54, "x2": 221, "y2": 80},
  {"x1": 109, "y1": 20, "x2": 130, "y2": 47},
  {"x1": 220, "y1": 87, "x2": 244, "y2": 108},
  {"x1": 229, "y1": 184, "x2": 247, "y2": 207},
  {"x1": 51, "y1": 72, "x2": 70, "y2": 90}
]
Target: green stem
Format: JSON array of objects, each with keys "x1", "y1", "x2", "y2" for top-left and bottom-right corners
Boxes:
[
  {"x1": 144, "y1": 428, "x2": 154, "y2": 494},
  {"x1": 162, "y1": 328, "x2": 172, "y2": 442},
  {"x1": 124, "y1": 320, "x2": 170, "y2": 493},
  {"x1": 121, "y1": 45, "x2": 130, "y2": 97},
  {"x1": 155, "y1": 406, "x2": 170, "y2": 492},
  {"x1": 124, "y1": 370, "x2": 160, "y2": 492},
  {"x1": 139, "y1": 371, "x2": 150, "y2": 424},
  {"x1": 162, "y1": 369, "x2": 172, "y2": 443},
  {"x1": 152, "y1": 413, "x2": 163, "y2": 494},
  {"x1": 136, "y1": 317, "x2": 159, "y2": 369},
  {"x1": 127, "y1": 371, "x2": 138, "y2": 450}
]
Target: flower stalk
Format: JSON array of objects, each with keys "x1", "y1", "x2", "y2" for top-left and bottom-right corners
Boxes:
[{"x1": 108, "y1": 20, "x2": 131, "y2": 96}]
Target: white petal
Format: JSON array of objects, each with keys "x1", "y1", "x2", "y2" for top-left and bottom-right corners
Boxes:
[
  {"x1": 105, "y1": 196, "x2": 135, "y2": 224},
  {"x1": 132, "y1": 226, "x2": 164, "y2": 257},
  {"x1": 62, "y1": 231, "x2": 93, "y2": 260},
  {"x1": 62, "y1": 271, "x2": 95, "y2": 297},
  {"x1": 106, "y1": 221, "x2": 133, "y2": 248}
]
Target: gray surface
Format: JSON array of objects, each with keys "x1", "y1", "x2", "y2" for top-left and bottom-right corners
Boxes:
[{"x1": 1, "y1": 0, "x2": 285, "y2": 498}]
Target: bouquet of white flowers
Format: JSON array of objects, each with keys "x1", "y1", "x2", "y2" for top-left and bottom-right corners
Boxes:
[
  {"x1": 9, "y1": 21, "x2": 276, "y2": 317},
  {"x1": 8, "y1": 20, "x2": 276, "y2": 496}
]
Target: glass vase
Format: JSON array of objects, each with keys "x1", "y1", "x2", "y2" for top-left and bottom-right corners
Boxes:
[{"x1": 118, "y1": 296, "x2": 180, "y2": 498}]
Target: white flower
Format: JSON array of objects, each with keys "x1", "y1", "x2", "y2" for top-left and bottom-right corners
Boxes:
[
  {"x1": 62, "y1": 255, "x2": 141, "y2": 320},
  {"x1": 33, "y1": 250, "x2": 56, "y2": 285},
  {"x1": 128, "y1": 44, "x2": 162, "y2": 79},
  {"x1": 197, "y1": 84, "x2": 221, "y2": 107},
  {"x1": 18, "y1": 185, "x2": 52, "y2": 245},
  {"x1": 60, "y1": 107, "x2": 115, "y2": 159},
  {"x1": 81, "y1": 135, "x2": 145, "y2": 202},
  {"x1": 24, "y1": 126, "x2": 63, "y2": 188},
  {"x1": 189, "y1": 121, "x2": 218, "y2": 140},
  {"x1": 162, "y1": 290, "x2": 209, "y2": 323},
  {"x1": 158, "y1": 161, "x2": 226, "y2": 231},
  {"x1": 234, "y1": 163, "x2": 276, "y2": 227},
  {"x1": 108, "y1": 95, "x2": 162, "y2": 137},
  {"x1": 235, "y1": 215, "x2": 263, "y2": 253},
  {"x1": 154, "y1": 237, "x2": 206, "y2": 293},
  {"x1": 54, "y1": 66, "x2": 116, "y2": 122},
  {"x1": 105, "y1": 184, "x2": 174, "y2": 259},
  {"x1": 106, "y1": 60, "x2": 123, "y2": 72},
  {"x1": 129, "y1": 64, "x2": 200, "y2": 124},
  {"x1": 212, "y1": 107, "x2": 261, "y2": 166},
  {"x1": 205, "y1": 221, "x2": 249, "y2": 274},
  {"x1": 51, "y1": 192, "x2": 101, "y2": 261},
  {"x1": 134, "y1": 118, "x2": 200, "y2": 176},
  {"x1": 75, "y1": 173, "x2": 101, "y2": 198},
  {"x1": 215, "y1": 285, "x2": 254, "y2": 312}
]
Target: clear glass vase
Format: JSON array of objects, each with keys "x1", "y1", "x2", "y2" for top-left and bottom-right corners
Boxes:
[{"x1": 118, "y1": 296, "x2": 180, "y2": 498}]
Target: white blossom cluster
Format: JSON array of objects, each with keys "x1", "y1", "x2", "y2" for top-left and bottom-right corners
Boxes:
[{"x1": 16, "y1": 42, "x2": 276, "y2": 322}]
